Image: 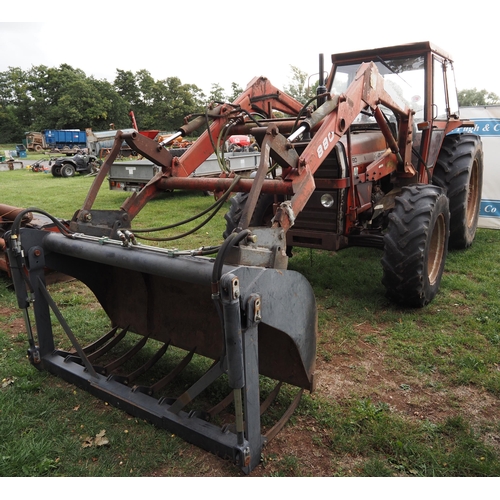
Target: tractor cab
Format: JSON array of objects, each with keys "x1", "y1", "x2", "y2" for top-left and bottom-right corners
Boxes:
[{"x1": 328, "y1": 41, "x2": 462, "y2": 171}]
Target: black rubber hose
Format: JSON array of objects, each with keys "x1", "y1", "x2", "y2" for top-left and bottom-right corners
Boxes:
[{"x1": 211, "y1": 229, "x2": 250, "y2": 289}]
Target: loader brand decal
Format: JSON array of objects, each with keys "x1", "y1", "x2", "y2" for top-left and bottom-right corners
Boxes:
[
  {"x1": 452, "y1": 119, "x2": 500, "y2": 137},
  {"x1": 480, "y1": 200, "x2": 500, "y2": 218}
]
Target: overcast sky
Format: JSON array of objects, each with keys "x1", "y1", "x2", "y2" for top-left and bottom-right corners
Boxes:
[{"x1": 1, "y1": 1, "x2": 499, "y2": 99}]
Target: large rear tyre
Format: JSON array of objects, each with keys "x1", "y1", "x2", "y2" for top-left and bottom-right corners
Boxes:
[
  {"x1": 433, "y1": 133, "x2": 483, "y2": 249},
  {"x1": 381, "y1": 184, "x2": 450, "y2": 307},
  {"x1": 223, "y1": 192, "x2": 277, "y2": 239}
]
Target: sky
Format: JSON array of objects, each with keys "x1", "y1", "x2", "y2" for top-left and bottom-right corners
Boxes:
[{"x1": 1, "y1": 1, "x2": 499, "y2": 99}]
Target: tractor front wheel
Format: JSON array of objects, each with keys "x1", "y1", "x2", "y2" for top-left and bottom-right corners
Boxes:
[
  {"x1": 223, "y1": 192, "x2": 277, "y2": 239},
  {"x1": 381, "y1": 184, "x2": 450, "y2": 307}
]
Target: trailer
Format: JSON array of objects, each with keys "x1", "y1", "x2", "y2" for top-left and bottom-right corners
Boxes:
[
  {"x1": 25, "y1": 128, "x2": 141, "y2": 157},
  {"x1": 25, "y1": 130, "x2": 88, "y2": 152},
  {"x1": 108, "y1": 150, "x2": 261, "y2": 192},
  {"x1": 86, "y1": 128, "x2": 138, "y2": 158}
]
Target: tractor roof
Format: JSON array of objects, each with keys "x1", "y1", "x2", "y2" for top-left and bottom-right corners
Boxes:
[{"x1": 330, "y1": 41, "x2": 453, "y2": 65}]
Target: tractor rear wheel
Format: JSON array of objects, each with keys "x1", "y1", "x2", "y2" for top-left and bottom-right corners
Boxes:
[
  {"x1": 381, "y1": 184, "x2": 450, "y2": 307},
  {"x1": 432, "y1": 133, "x2": 483, "y2": 249},
  {"x1": 223, "y1": 192, "x2": 277, "y2": 239}
]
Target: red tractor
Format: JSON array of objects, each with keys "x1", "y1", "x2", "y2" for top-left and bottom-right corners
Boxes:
[{"x1": 5, "y1": 42, "x2": 482, "y2": 473}]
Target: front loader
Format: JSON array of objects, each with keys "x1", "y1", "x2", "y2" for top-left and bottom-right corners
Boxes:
[{"x1": 5, "y1": 41, "x2": 483, "y2": 474}]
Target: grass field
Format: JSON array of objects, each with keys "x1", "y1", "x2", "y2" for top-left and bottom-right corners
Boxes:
[{"x1": 1, "y1": 167, "x2": 500, "y2": 478}]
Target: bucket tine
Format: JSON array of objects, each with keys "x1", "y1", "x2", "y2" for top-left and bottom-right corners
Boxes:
[
  {"x1": 259, "y1": 382, "x2": 283, "y2": 415},
  {"x1": 109, "y1": 341, "x2": 170, "y2": 385},
  {"x1": 82, "y1": 326, "x2": 120, "y2": 354},
  {"x1": 86, "y1": 326, "x2": 129, "y2": 363},
  {"x1": 211, "y1": 382, "x2": 284, "y2": 433},
  {"x1": 207, "y1": 391, "x2": 234, "y2": 418},
  {"x1": 133, "y1": 347, "x2": 196, "y2": 396},
  {"x1": 264, "y1": 389, "x2": 304, "y2": 442},
  {"x1": 99, "y1": 333, "x2": 150, "y2": 375},
  {"x1": 168, "y1": 360, "x2": 225, "y2": 415}
]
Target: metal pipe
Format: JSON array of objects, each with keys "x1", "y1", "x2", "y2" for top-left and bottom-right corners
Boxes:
[
  {"x1": 158, "y1": 131, "x2": 183, "y2": 147},
  {"x1": 157, "y1": 176, "x2": 295, "y2": 195},
  {"x1": 43, "y1": 232, "x2": 226, "y2": 286}
]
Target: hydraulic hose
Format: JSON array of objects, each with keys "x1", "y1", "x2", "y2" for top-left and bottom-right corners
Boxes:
[
  {"x1": 10, "y1": 207, "x2": 72, "y2": 239},
  {"x1": 133, "y1": 175, "x2": 242, "y2": 242},
  {"x1": 211, "y1": 229, "x2": 250, "y2": 293}
]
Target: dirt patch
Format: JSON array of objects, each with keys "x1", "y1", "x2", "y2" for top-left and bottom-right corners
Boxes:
[
  {"x1": 2, "y1": 300, "x2": 499, "y2": 477},
  {"x1": 149, "y1": 336, "x2": 500, "y2": 477},
  {"x1": 316, "y1": 340, "x2": 500, "y2": 424},
  {"x1": 0, "y1": 306, "x2": 25, "y2": 337}
]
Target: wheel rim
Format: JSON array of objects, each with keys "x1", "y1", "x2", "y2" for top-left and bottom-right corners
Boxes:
[
  {"x1": 467, "y1": 158, "x2": 480, "y2": 229},
  {"x1": 428, "y1": 212, "x2": 446, "y2": 285}
]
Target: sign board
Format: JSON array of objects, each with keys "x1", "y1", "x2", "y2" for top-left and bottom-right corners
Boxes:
[{"x1": 457, "y1": 106, "x2": 500, "y2": 229}]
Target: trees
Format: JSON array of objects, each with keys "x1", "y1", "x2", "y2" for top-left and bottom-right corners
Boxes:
[
  {"x1": 114, "y1": 70, "x2": 206, "y2": 131},
  {"x1": 458, "y1": 88, "x2": 500, "y2": 107},
  {"x1": 283, "y1": 65, "x2": 316, "y2": 105},
  {"x1": 4, "y1": 57, "x2": 500, "y2": 147},
  {"x1": 0, "y1": 65, "x2": 212, "y2": 142},
  {"x1": 0, "y1": 67, "x2": 30, "y2": 142},
  {"x1": 0, "y1": 63, "x2": 248, "y2": 143},
  {"x1": 228, "y1": 82, "x2": 243, "y2": 102},
  {"x1": 0, "y1": 64, "x2": 131, "y2": 141},
  {"x1": 207, "y1": 82, "x2": 244, "y2": 104},
  {"x1": 143, "y1": 76, "x2": 205, "y2": 132}
]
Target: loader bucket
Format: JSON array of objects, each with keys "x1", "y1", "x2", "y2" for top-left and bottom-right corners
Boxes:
[{"x1": 6, "y1": 226, "x2": 317, "y2": 474}]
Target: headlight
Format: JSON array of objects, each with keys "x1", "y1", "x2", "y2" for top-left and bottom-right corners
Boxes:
[{"x1": 320, "y1": 193, "x2": 334, "y2": 208}]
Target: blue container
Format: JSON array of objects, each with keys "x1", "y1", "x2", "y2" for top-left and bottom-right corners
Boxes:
[
  {"x1": 16, "y1": 144, "x2": 27, "y2": 158},
  {"x1": 44, "y1": 129, "x2": 87, "y2": 149}
]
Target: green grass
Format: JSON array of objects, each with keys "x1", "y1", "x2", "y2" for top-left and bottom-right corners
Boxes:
[
  {"x1": 1, "y1": 167, "x2": 500, "y2": 477},
  {"x1": 0, "y1": 169, "x2": 225, "y2": 247}
]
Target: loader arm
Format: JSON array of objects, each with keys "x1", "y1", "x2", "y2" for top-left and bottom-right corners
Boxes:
[
  {"x1": 73, "y1": 77, "x2": 304, "y2": 229},
  {"x1": 271, "y1": 61, "x2": 416, "y2": 232}
]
